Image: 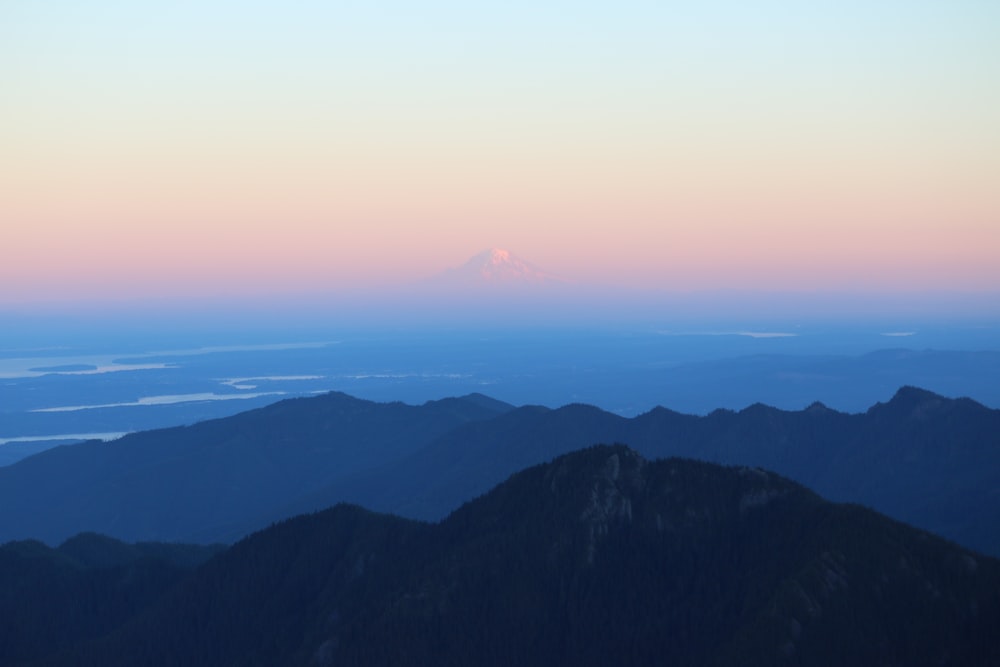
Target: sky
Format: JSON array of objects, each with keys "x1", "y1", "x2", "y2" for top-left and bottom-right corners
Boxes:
[{"x1": 2, "y1": 1, "x2": 999, "y2": 304}]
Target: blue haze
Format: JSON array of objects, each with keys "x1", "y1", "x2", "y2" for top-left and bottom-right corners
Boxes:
[{"x1": 2, "y1": 308, "x2": 999, "y2": 465}]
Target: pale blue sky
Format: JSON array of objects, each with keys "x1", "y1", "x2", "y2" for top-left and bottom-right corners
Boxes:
[{"x1": 2, "y1": 1, "x2": 999, "y2": 300}]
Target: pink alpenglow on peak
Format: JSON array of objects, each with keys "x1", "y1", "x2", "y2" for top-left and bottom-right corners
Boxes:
[
  {"x1": 385, "y1": 248, "x2": 584, "y2": 323},
  {"x1": 433, "y1": 248, "x2": 569, "y2": 288}
]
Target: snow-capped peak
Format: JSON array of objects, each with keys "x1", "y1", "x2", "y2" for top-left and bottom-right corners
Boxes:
[{"x1": 452, "y1": 248, "x2": 565, "y2": 284}]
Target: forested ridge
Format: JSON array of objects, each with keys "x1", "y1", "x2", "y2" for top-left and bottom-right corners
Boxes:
[
  {"x1": 2, "y1": 387, "x2": 998, "y2": 558},
  {"x1": 10, "y1": 446, "x2": 999, "y2": 666}
]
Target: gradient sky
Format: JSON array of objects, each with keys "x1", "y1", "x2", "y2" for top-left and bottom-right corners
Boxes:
[{"x1": 2, "y1": 1, "x2": 999, "y2": 303}]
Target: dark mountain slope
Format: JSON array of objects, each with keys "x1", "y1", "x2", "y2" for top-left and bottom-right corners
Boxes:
[
  {"x1": 291, "y1": 387, "x2": 1000, "y2": 555},
  {"x1": 3, "y1": 387, "x2": 998, "y2": 556},
  {"x1": 28, "y1": 446, "x2": 1000, "y2": 667},
  {"x1": 291, "y1": 402, "x2": 630, "y2": 520},
  {"x1": 0, "y1": 392, "x2": 511, "y2": 544},
  {"x1": 633, "y1": 386, "x2": 1000, "y2": 555},
  {"x1": 0, "y1": 534, "x2": 220, "y2": 666}
]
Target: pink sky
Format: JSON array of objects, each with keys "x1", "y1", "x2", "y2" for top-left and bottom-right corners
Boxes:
[{"x1": 2, "y1": 2, "x2": 998, "y2": 304}]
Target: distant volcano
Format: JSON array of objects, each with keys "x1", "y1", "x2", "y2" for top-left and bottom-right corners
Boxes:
[{"x1": 429, "y1": 248, "x2": 568, "y2": 288}]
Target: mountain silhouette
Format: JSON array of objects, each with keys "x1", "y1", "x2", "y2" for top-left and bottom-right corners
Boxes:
[
  {"x1": 424, "y1": 247, "x2": 569, "y2": 288},
  {"x1": 281, "y1": 386, "x2": 1000, "y2": 556},
  {"x1": 0, "y1": 391, "x2": 511, "y2": 544},
  {"x1": 16, "y1": 446, "x2": 1000, "y2": 666},
  {"x1": 0, "y1": 533, "x2": 220, "y2": 665},
  {"x1": 1, "y1": 387, "x2": 998, "y2": 557}
]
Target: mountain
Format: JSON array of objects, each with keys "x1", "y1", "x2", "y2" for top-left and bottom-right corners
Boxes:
[
  {"x1": 2, "y1": 387, "x2": 998, "y2": 557},
  {"x1": 0, "y1": 391, "x2": 512, "y2": 544},
  {"x1": 18, "y1": 446, "x2": 1000, "y2": 666},
  {"x1": 278, "y1": 387, "x2": 1000, "y2": 556},
  {"x1": 0, "y1": 533, "x2": 220, "y2": 666},
  {"x1": 426, "y1": 247, "x2": 569, "y2": 288}
]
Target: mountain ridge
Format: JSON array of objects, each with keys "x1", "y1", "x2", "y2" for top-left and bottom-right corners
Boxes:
[
  {"x1": 276, "y1": 386, "x2": 1000, "y2": 555},
  {"x1": 1, "y1": 386, "x2": 998, "y2": 557},
  {"x1": 17, "y1": 445, "x2": 1000, "y2": 666},
  {"x1": 0, "y1": 391, "x2": 513, "y2": 544},
  {"x1": 423, "y1": 247, "x2": 570, "y2": 289},
  {"x1": 0, "y1": 533, "x2": 220, "y2": 665}
]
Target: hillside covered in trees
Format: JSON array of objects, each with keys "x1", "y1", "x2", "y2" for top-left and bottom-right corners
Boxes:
[
  {"x1": 3, "y1": 386, "x2": 996, "y2": 557},
  {"x1": 10, "y1": 446, "x2": 999, "y2": 666}
]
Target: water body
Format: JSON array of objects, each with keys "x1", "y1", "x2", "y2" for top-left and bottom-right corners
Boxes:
[
  {"x1": 1, "y1": 321, "x2": 998, "y2": 465},
  {"x1": 32, "y1": 391, "x2": 289, "y2": 413},
  {"x1": 0, "y1": 432, "x2": 129, "y2": 446}
]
